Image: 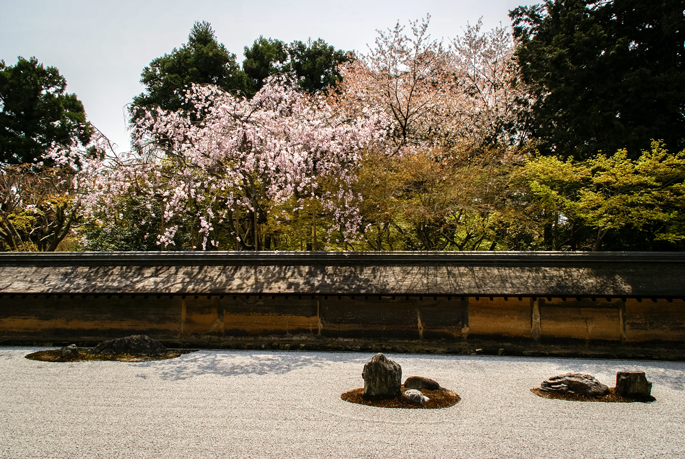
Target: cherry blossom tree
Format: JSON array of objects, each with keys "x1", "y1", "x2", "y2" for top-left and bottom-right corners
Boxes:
[
  {"x1": 338, "y1": 15, "x2": 456, "y2": 151},
  {"x1": 338, "y1": 16, "x2": 527, "y2": 152},
  {"x1": 0, "y1": 129, "x2": 112, "y2": 251},
  {"x1": 338, "y1": 17, "x2": 531, "y2": 251},
  {"x1": 42, "y1": 19, "x2": 529, "y2": 253},
  {"x1": 450, "y1": 19, "x2": 530, "y2": 147},
  {"x1": 84, "y1": 77, "x2": 385, "y2": 250}
]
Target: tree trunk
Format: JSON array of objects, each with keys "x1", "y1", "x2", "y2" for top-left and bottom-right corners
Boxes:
[
  {"x1": 312, "y1": 208, "x2": 317, "y2": 251},
  {"x1": 160, "y1": 200, "x2": 166, "y2": 251}
]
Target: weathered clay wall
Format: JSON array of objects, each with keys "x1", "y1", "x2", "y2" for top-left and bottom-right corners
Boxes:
[
  {"x1": 2, "y1": 294, "x2": 684, "y2": 349},
  {"x1": 2, "y1": 252, "x2": 684, "y2": 353}
]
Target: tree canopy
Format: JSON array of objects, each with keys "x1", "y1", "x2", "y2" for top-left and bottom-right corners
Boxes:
[
  {"x1": 133, "y1": 22, "x2": 351, "y2": 118},
  {"x1": 8, "y1": 13, "x2": 685, "y2": 252},
  {"x1": 243, "y1": 37, "x2": 349, "y2": 96},
  {"x1": 0, "y1": 57, "x2": 92, "y2": 165},
  {"x1": 111, "y1": 79, "x2": 384, "y2": 251},
  {"x1": 285, "y1": 38, "x2": 350, "y2": 93},
  {"x1": 0, "y1": 164, "x2": 80, "y2": 251},
  {"x1": 130, "y1": 21, "x2": 249, "y2": 122},
  {"x1": 511, "y1": 0, "x2": 685, "y2": 159},
  {"x1": 519, "y1": 141, "x2": 685, "y2": 250},
  {"x1": 242, "y1": 37, "x2": 289, "y2": 97}
]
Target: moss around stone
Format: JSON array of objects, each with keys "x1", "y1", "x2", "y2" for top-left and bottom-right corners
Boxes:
[
  {"x1": 341, "y1": 386, "x2": 460, "y2": 409},
  {"x1": 531, "y1": 387, "x2": 655, "y2": 403},
  {"x1": 25, "y1": 349, "x2": 192, "y2": 362}
]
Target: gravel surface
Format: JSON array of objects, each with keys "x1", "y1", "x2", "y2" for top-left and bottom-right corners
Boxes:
[{"x1": 1, "y1": 347, "x2": 684, "y2": 458}]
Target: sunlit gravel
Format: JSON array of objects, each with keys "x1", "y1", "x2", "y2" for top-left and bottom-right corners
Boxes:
[{"x1": 1, "y1": 347, "x2": 683, "y2": 458}]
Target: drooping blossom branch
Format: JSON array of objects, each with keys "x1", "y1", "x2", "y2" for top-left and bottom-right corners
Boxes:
[{"x1": 81, "y1": 77, "x2": 387, "y2": 250}]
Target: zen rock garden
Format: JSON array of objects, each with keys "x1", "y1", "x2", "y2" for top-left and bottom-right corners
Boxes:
[
  {"x1": 25, "y1": 335, "x2": 187, "y2": 362},
  {"x1": 341, "y1": 353, "x2": 461, "y2": 409},
  {"x1": 27, "y1": 342, "x2": 655, "y2": 405}
]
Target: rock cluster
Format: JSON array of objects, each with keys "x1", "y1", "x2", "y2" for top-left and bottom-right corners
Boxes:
[
  {"x1": 89, "y1": 335, "x2": 167, "y2": 356},
  {"x1": 362, "y1": 353, "x2": 402, "y2": 398},
  {"x1": 540, "y1": 373, "x2": 610, "y2": 396}
]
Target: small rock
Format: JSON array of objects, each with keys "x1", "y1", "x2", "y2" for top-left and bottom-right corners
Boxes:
[
  {"x1": 89, "y1": 335, "x2": 167, "y2": 356},
  {"x1": 362, "y1": 353, "x2": 402, "y2": 398},
  {"x1": 403, "y1": 389, "x2": 429, "y2": 404},
  {"x1": 61, "y1": 344, "x2": 79, "y2": 359},
  {"x1": 404, "y1": 376, "x2": 441, "y2": 390},
  {"x1": 615, "y1": 371, "x2": 652, "y2": 399},
  {"x1": 540, "y1": 373, "x2": 609, "y2": 396}
]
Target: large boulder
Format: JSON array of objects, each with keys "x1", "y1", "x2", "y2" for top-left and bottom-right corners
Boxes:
[
  {"x1": 615, "y1": 371, "x2": 652, "y2": 399},
  {"x1": 540, "y1": 373, "x2": 609, "y2": 396},
  {"x1": 404, "y1": 376, "x2": 441, "y2": 390},
  {"x1": 89, "y1": 335, "x2": 167, "y2": 356},
  {"x1": 362, "y1": 353, "x2": 402, "y2": 398}
]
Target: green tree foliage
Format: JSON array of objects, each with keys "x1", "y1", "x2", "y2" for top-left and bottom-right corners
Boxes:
[
  {"x1": 286, "y1": 38, "x2": 350, "y2": 93},
  {"x1": 511, "y1": 0, "x2": 685, "y2": 159},
  {"x1": 79, "y1": 196, "x2": 166, "y2": 251},
  {"x1": 352, "y1": 147, "x2": 528, "y2": 251},
  {"x1": 130, "y1": 21, "x2": 249, "y2": 122},
  {"x1": 243, "y1": 37, "x2": 350, "y2": 96},
  {"x1": 0, "y1": 164, "x2": 81, "y2": 251},
  {"x1": 0, "y1": 57, "x2": 92, "y2": 165},
  {"x1": 242, "y1": 37, "x2": 289, "y2": 96},
  {"x1": 133, "y1": 22, "x2": 350, "y2": 117},
  {"x1": 520, "y1": 141, "x2": 685, "y2": 250}
]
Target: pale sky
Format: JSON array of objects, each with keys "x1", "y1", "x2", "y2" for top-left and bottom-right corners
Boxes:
[{"x1": 0, "y1": 0, "x2": 536, "y2": 152}]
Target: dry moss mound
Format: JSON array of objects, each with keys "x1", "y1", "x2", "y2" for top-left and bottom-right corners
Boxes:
[
  {"x1": 26, "y1": 349, "x2": 192, "y2": 362},
  {"x1": 531, "y1": 387, "x2": 655, "y2": 403},
  {"x1": 341, "y1": 386, "x2": 460, "y2": 409}
]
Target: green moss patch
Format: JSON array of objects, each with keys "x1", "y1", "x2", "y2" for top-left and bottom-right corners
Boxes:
[{"x1": 26, "y1": 349, "x2": 194, "y2": 362}]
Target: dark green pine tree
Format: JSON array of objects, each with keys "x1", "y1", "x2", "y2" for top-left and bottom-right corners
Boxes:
[
  {"x1": 130, "y1": 21, "x2": 250, "y2": 123},
  {"x1": 511, "y1": 0, "x2": 685, "y2": 159},
  {"x1": 0, "y1": 57, "x2": 92, "y2": 165},
  {"x1": 285, "y1": 38, "x2": 350, "y2": 94},
  {"x1": 242, "y1": 37, "x2": 350, "y2": 96},
  {"x1": 242, "y1": 37, "x2": 289, "y2": 97}
]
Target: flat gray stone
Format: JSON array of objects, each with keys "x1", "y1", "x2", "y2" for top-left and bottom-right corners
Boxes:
[{"x1": 403, "y1": 389, "x2": 429, "y2": 404}]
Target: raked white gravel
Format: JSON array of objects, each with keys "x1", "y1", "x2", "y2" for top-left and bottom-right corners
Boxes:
[{"x1": 1, "y1": 347, "x2": 684, "y2": 458}]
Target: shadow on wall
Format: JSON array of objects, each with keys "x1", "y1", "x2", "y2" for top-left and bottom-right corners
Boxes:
[{"x1": 32, "y1": 264, "x2": 381, "y2": 295}]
